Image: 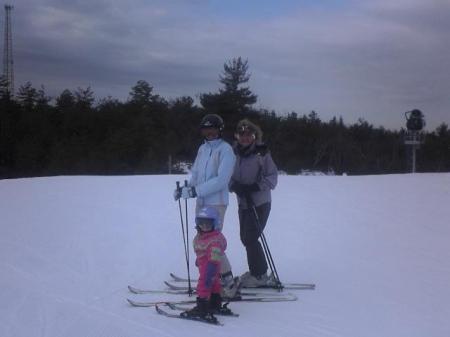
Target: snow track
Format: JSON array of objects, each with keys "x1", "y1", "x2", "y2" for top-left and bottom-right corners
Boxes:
[{"x1": 1, "y1": 174, "x2": 450, "y2": 336}]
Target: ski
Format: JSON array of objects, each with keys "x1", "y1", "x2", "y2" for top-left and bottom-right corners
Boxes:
[
  {"x1": 169, "y1": 273, "x2": 315, "y2": 290},
  {"x1": 129, "y1": 286, "x2": 196, "y2": 296},
  {"x1": 128, "y1": 285, "x2": 193, "y2": 295},
  {"x1": 127, "y1": 298, "x2": 196, "y2": 307},
  {"x1": 166, "y1": 302, "x2": 239, "y2": 317},
  {"x1": 155, "y1": 304, "x2": 223, "y2": 326},
  {"x1": 129, "y1": 284, "x2": 284, "y2": 297},
  {"x1": 244, "y1": 283, "x2": 315, "y2": 290},
  {"x1": 163, "y1": 281, "x2": 195, "y2": 291},
  {"x1": 127, "y1": 292, "x2": 297, "y2": 307},
  {"x1": 162, "y1": 281, "x2": 290, "y2": 297},
  {"x1": 164, "y1": 282, "x2": 314, "y2": 291},
  {"x1": 169, "y1": 272, "x2": 195, "y2": 282}
]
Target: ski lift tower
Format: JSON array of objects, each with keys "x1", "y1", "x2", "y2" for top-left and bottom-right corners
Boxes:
[{"x1": 404, "y1": 109, "x2": 425, "y2": 173}]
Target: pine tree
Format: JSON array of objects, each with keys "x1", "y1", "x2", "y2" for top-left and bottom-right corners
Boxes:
[
  {"x1": 17, "y1": 82, "x2": 38, "y2": 111},
  {"x1": 0, "y1": 76, "x2": 11, "y2": 101},
  {"x1": 128, "y1": 80, "x2": 156, "y2": 107},
  {"x1": 56, "y1": 89, "x2": 76, "y2": 110},
  {"x1": 74, "y1": 86, "x2": 95, "y2": 111},
  {"x1": 200, "y1": 57, "x2": 257, "y2": 119}
]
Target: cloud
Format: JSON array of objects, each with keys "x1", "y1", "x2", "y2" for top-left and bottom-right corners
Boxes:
[
  {"x1": 9, "y1": 0, "x2": 450, "y2": 129},
  {"x1": 234, "y1": 1, "x2": 450, "y2": 128}
]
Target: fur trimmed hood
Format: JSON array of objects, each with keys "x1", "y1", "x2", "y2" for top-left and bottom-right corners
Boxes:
[{"x1": 235, "y1": 119, "x2": 263, "y2": 143}]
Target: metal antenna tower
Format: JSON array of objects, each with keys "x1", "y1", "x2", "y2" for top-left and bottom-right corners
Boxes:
[{"x1": 3, "y1": 4, "x2": 14, "y2": 95}]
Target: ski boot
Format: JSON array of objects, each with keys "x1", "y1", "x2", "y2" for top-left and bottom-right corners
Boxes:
[
  {"x1": 180, "y1": 297, "x2": 218, "y2": 323},
  {"x1": 209, "y1": 293, "x2": 235, "y2": 316},
  {"x1": 221, "y1": 275, "x2": 241, "y2": 300},
  {"x1": 240, "y1": 272, "x2": 270, "y2": 287}
]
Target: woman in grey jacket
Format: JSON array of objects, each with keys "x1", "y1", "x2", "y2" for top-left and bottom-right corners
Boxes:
[{"x1": 229, "y1": 119, "x2": 278, "y2": 287}]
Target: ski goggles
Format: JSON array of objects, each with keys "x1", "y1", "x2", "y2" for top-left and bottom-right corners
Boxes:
[
  {"x1": 195, "y1": 217, "x2": 215, "y2": 230},
  {"x1": 235, "y1": 126, "x2": 256, "y2": 139}
]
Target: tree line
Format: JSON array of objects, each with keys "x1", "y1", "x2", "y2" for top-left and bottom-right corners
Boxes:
[{"x1": 1, "y1": 57, "x2": 449, "y2": 179}]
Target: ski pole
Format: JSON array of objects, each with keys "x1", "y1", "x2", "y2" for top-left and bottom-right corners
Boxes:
[
  {"x1": 260, "y1": 227, "x2": 282, "y2": 290},
  {"x1": 246, "y1": 195, "x2": 283, "y2": 291},
  {"x1": 184, "y1": 180, "x2": 193, "y2": 295},
  {"x1": 254, "y1": 209, "x2": 282, "y2": 290},
  {"x1": 176, "y1": 181, "x2": 193, "y2": 296}
]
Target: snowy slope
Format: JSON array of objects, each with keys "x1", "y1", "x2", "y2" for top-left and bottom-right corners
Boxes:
[{"x1": 1, "y1": 174, "x2": 449, "y2": 337}]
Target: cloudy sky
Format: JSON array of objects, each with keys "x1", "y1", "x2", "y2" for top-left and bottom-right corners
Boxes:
[{"x1": 6, "y1": 0, "x2": 450, "y2": 130}]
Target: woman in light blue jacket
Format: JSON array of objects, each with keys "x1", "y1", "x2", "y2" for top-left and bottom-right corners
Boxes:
[
  {"x1": 178, "y1": 114, "x2": 239, "y2": 299},
  {"x1": 189, "y1": 134, "x2": 235, "y2": 207}
]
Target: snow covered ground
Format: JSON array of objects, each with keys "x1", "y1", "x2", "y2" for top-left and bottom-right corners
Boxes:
[{"x1": 1, "y1": 173, "x2": 449, "y2": 337}]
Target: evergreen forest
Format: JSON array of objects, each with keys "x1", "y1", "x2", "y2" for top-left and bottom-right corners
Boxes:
[{"x1": 1, "y1": 57, "x2": 449, "y2": 179}]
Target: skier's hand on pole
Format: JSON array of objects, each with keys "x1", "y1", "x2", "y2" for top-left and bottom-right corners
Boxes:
[
  {"x1": 181, "y1": 186, "x2": 197, "y2": 199},
  {"x1": 174, "y1": 181, "x2": 182, "y2": 201}
]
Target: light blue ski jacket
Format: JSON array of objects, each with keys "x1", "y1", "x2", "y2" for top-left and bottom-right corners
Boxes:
[{"x1": 189, "y1": 138, "x2": 236, "y2": 206}]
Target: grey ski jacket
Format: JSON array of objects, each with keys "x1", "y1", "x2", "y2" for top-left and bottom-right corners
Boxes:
[{"x1": 230, "y1": 142, "x2": 278, "y2": 209}]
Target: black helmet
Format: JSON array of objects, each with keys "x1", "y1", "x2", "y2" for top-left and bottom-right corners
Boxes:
[{"x1": 200, "y1": 114, "x2": 224, "y2": 131}]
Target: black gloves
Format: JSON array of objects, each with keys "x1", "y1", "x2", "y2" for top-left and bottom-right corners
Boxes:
[{"x1": 230, "y1": 182, "x2": 259, "y2": 197}]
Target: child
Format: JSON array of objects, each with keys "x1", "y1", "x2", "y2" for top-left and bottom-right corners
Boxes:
[{"x1": 181, "y1": 206, "x2": 227, "y2": 319}]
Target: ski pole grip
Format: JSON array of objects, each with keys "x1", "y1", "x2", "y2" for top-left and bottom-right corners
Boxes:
[
  {"x1": 184, "y1": 180, "x2": 188, "y2": 187},
  {"x1": 176, "y1": 181, "x2": 180, "y2": 190}
]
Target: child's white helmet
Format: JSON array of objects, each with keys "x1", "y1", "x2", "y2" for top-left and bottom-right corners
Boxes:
[{"x1": 195, "y1": 206, "x2": 220, "y2": 232}]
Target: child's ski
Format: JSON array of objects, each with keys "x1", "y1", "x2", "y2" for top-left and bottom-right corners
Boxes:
[
  {"x1": 166, "y1": 302, "x2": 239, "y2": 317},
  {"x1": 155, "y1": 304, "x2": 223, "y2": 326}
]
